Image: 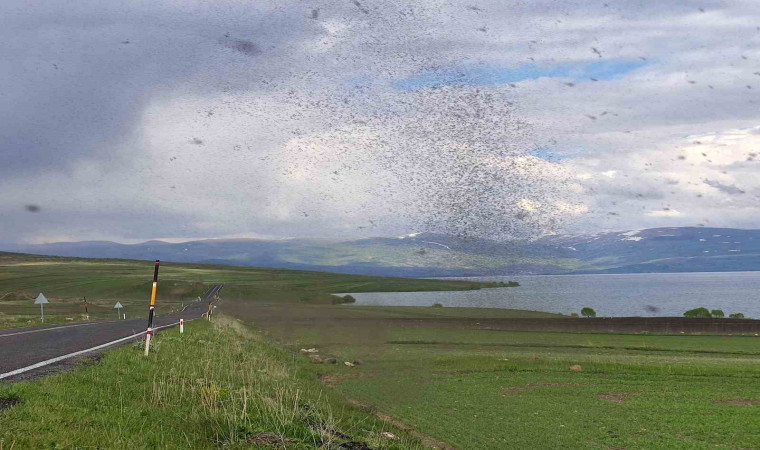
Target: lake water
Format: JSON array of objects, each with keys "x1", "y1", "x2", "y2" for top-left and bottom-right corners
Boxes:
[{"x1": 343, "y1": 272, "x2": 760, "y2": 317}]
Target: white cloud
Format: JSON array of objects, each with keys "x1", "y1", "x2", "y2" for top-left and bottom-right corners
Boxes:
[
  {"x1": 568, "y1": 126, "x2": 760, "y2": 230},
  {"x1": 2, "y1": 0, "x2": 760, "y2": 243},
  {"x1": 647, "y1": 209, "x2": 683, "y2": 218}
]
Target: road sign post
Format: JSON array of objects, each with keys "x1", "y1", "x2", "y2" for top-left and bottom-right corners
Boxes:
[
  {"x1": 114, "y1": 301, "x2": 123, "y2": 320},
  {"x1": 35, "y1": 293, "x2": 49, "y2": 323},
  {"x1": 144, "y1": 260, "x2": 160, "y2": 356}
]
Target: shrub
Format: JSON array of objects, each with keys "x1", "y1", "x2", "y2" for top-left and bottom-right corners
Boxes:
[
  {"x1": 710, "y1": 309, "x2": 724, "y2": 318},
  {"x1": 580, "y1": 307, "x2": 596, "y2": 318},
  {"x1": 330, "y1": 295, "x2": 356, "y2": 305},
  {"x1": 684, "y1": 307, "x2": 712, "y2": 318},
  {"x1": 432, "y1": 303, "x2": 443, "y2": 308},
  {"x1": 569, "y1": 313, "x2": 579, "y2": 317},
  {"x1": 729, "y1": 312, "x2": 745, "y2": 319}
]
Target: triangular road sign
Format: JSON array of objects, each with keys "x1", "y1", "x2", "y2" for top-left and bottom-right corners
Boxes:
[
  {"x1": 34, "y1": 293, "x2": 49, "y2": 304},
  {"x1": 114, "y1": 301, "x2": 123, "y2": 309}
]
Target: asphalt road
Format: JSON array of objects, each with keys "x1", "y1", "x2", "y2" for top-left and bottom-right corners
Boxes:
[{"x1": 0, "y1": 284, "x2": 222, "y2": 381}]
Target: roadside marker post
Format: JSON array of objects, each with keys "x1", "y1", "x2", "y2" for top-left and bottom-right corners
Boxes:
[
  {"x1": 83, "y1": 296, "x2": 89, "y2": 320},
  {"x1": 114, "y1": 301, "x2": 123, "y2": 320},
  {"x1": 180, "y1": 318, "x2": 184, "y2": 334},
  {"x1": 144, "y1": 327, "x2": 152, "y2": 355},
  {"x1": 34, "y1": 293, "x2": 49, "y2": 323},
  {"x1": 144, "y1": 260, "x2": 160, "y2": 356}
]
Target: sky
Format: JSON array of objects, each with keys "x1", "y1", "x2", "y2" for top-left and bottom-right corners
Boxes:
[{"x1": 1, "y1": 0, "x2": 760, "y2": 244}]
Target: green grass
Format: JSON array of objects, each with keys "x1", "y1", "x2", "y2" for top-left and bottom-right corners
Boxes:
[
  {"x1": 227, "y1": 299, "x2": 760, "y2": 449},
  {"x1": 340, "y1": 363, "x2": 760, "y2": 449},
  {"x1": 324, "y1": 305, "x2": 561, "y2": 319},
  {"x1": 0, "y1": 317, "x2": 422, "y2": 449},
  {"x1": 4, "y1": 252, "x2": 759, "y2": 448},
  {"x1": 0, "y1": 251, "x2": 499, "y2": 329},
  {"x1": 386, "y1": 328, "x2": 760, "y2": 355}
]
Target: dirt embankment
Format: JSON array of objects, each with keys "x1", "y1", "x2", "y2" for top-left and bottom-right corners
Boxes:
[{"x1": 377, "y1": 316, "x2": 760, "y2": 334}]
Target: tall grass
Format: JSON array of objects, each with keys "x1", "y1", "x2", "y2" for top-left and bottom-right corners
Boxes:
[{"x1": 0, "y1": 317, "x2": 420, "y2": 449}]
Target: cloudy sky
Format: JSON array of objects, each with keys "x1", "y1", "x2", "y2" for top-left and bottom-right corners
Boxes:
[{"x1": 2, "y1": 0, "x2": 760, "y2": 244}]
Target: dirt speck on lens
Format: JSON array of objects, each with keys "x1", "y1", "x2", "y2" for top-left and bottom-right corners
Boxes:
[{"x1": 0, "y1": 396, "x2": 20, "y2": 411}]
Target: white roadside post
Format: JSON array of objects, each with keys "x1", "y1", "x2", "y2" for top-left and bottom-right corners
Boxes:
[
  {"x1": 114, "y1": 301, "x2": 123, "y2": 320},
  {"x1": 179, "y1": 318, "x2": 184, "y2": 334},
  {"x1": 34, "y1": 293, "x2": 49, "y2": 323}
]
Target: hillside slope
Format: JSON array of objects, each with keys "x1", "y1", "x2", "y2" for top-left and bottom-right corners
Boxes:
[{"x1": 3, "y1": 227, "x2": 759, "y2": 276}]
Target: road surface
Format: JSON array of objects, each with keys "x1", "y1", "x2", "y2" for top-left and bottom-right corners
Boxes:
[{"x1": 0, "y1": 284, "x2": 222, "y2": 381}]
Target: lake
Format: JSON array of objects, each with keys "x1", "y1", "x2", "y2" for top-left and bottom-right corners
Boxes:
[{"x1": 342, "y1": 272, "x2": 760, "y2": 317}]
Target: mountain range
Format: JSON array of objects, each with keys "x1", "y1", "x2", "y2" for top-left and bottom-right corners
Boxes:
[{"x1": 3, "y1": 227, "x2": 759, "y2": 277}]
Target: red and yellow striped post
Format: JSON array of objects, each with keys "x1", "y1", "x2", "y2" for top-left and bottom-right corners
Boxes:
[{"x1": 144, "y1": 260, "x2": 160, "y2": 356}]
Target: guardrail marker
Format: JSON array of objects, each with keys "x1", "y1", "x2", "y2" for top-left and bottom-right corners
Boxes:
[{"x1": 144, "y1": 260, "x2": 160, "y2": 356}]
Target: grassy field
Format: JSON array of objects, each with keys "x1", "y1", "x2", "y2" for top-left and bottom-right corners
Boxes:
[
  {"x1": 0, "y1": 317, "x2": 425, "y2": 449},
  {"x1": 2, "y1": 252, "x2": 759, "y2": 448},
  {"x1": 0, "y1": 253, "x2": 510, "y2": 448},
  {"x1": 224, "y1": 299, "x2": 760, "y2": 449},
  {"x1": 0, "y1": 251, "x2": 495, "y2": 329}
]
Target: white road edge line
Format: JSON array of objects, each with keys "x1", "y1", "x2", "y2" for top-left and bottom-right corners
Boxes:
[
  {"x1": 0, "y1": 321, "x2": 103, "y2": 338},
  {"x1": 0, "y1": 319, "x2": 193, "y2": 380},
  {"x1": 0, "y1": 284, "x2": 219, "y2": 338}
]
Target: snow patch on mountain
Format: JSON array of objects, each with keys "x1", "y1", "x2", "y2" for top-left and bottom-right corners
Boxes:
[{"x1": 422, "y1": 241, "x2": 452, "y2": 250}]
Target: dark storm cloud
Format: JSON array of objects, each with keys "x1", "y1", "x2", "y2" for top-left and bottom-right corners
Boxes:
[{"x1": 0, "y1": 0, "x2": 317, "y2": 178}]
